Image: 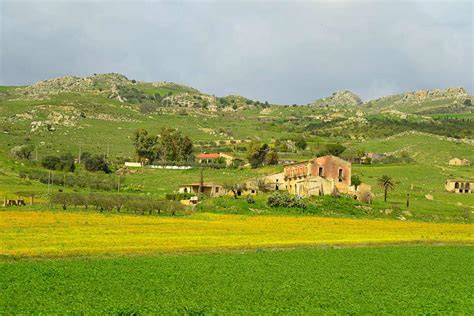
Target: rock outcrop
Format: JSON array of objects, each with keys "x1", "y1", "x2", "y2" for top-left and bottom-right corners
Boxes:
[{"x1": 312, "y1": 91, "x2": 363, "y2": 107}]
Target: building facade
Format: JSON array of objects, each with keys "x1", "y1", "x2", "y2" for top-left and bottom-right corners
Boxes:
[{"x1": 445, "y1": 179, "x2": 472, "y2": 194}]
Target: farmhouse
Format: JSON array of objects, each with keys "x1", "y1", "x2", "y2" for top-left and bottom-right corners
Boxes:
[
  {"x1": 196, "y1": 152, "x2": 242, "y2": 167},
  {"x1": 246, "y1": 155, "x2": 366, "y2": 198},
  {"x1": 283, "y1": 155, "x2": 352, "y2": 196},
  {"x1": 448, "y1": 158, "x2": 471, "y2": 166},
  {"x1": 445, "y1": 179, "x2": 472, "y2": 194},
  {"x1": 178, "y1": 182, "x2": 225, "y2": 197}
]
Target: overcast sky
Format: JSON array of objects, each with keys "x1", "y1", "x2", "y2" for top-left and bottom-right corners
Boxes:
[{"x1": 0, "y1": 0, "x2": 472, "y2": 104}]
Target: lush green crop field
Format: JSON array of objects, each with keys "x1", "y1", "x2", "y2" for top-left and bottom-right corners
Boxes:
[{"x1": 1, "y1": 246, "x2": 473, "y2": 314}]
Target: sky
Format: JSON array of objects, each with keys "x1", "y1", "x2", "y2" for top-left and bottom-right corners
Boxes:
[{"x1": 0, "y1": 0, "x2": 472, "y2": 104}]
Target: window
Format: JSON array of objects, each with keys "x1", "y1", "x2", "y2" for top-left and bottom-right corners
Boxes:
[
  {"x1": 215, "y1": 187, "x2": 219, "y2": 193},
  {"x1": 455, "y1": 182, "x2": 459, "y2": 189},
  {"x1": 318, "y1": 167, "x2": 323, "y2": 177},
  {"x1": 338, "y1": 168, "x2": 343, "y2": 182},
  {"x1": 183, "y1": 188, "x2": 188, "y2": 193}
]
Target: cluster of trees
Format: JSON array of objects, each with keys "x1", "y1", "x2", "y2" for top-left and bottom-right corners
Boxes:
[
  {"x1": 133, "y1": 128, "x2": 194, "y2": 164},
  {"x1": 317, "y1": 143, "x2": 346, "y2": 157},
  {"x1": 41, "y1": 154, "x2": 76, "y2": 172},
  {"x1": 247, "y1": 142, "x2": 278, "y2": 168},
  {"x1": 50, "y1": 192, "x2": 184, "y2": 215},
  {"x1": 19, "y1": 168, "x2": 123, "y2": 191},
  {"x1": 41, "y1": 152, "x2": 111, "y2": 173}
]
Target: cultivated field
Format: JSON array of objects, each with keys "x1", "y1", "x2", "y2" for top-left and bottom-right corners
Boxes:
[
  {"x1": 1, "y1": 210, "x2": 473, "y2": 258},
  {"x1": 1, "y1": 246, "x2": 473, "y2": 314}
]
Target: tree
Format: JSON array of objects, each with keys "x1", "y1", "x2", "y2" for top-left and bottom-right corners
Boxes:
[
  {"x1": 247, "y1": 142, "x2": 271, "y2": 168},
  {"x1": 41, "y1": 155, "x2": 61, "y2": 170},
  {"x1": 378, "y1": 175, "x2": 395, "y2": 202},
  {"x1": 351, "y1": 175, "x2": 362, "y2": 190},
  {"x1": 133, "y1": 129, "x2": 158, "y2": 163},
  {"x1": 321, "y1": 143, "x2": 346, "y2": 157},
  {"x1": 294, "y1": 136, "x2": 307, "y2": 151},
  {"x1": 224, "y1": 182, "x2": 243, "y2": 199},
  {"x1": 264, "y1": 148, "x2": 279, "y2": 165},
  {"x1": 158, "y1": 128, "x2": 194, "y2": 162},
  {"x1": 56, "y1": 153, "x2": 75, "y2": 172},
  {"x1": 84, "y1": 155, "x2": 111, "y2": 173}
]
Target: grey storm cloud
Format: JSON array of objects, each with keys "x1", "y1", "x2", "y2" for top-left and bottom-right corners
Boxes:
[{"x1": 0, "y1": 0, "x2": 472, "y2": 104}]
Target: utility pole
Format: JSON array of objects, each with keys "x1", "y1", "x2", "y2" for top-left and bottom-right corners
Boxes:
[
  {"x1": 406, "y1": 193, "x2": 410, "y2": 208},
  {"x1": 78, "y1": 143, "x2": 82, "y2": 164},
  {"x1": 199, "y1": 169, "x2": 204, "y2": 193},
  {"x1": 47, "y1": 171, "x2": 51, "y2": 194}
]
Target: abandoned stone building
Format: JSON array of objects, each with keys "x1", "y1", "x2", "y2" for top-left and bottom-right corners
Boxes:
[
  {"x1": 448, "y1": 158, "x2": 471, "y2": 166},
  {"x1": 178, "y1": 182, "x2": 225, "y2": 197},
  {"x1": 283, "y1": 155, "x2": 351, "y2": 196},
  {"x1": 245, "y1": 155, "x2": 370, "y2": 198},
  {"x1": 196, "y1": 152, "x2": 242, "y2": 167},
  {"x1": 445, "y1": 179, "x2": 472, "y2": 194}
]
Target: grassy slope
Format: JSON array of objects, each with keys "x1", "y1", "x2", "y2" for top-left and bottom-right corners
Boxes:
[{"x1": 1, "y1": 246, "x2": 473, "y2": 314}]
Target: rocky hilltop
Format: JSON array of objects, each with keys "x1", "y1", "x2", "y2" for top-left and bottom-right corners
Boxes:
[
  {"x1": 366, "y1": 87, "x2": 471, "y2": 109},
  {"x1": 312, "y1": 90, "x2": 363, "y2": 107}
]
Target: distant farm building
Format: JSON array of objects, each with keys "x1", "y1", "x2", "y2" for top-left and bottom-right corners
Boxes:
[
  {"x1": 124, "y1": 162, "x2": 143, "y2": 167},
  {"x1": 445, "y1": 179, "x2": 472, "y2": 194},
  {"x1": 196, "y1": 152, "x2": 242, "y2": 167},
  {"x1": 178, "y1": 182, "x2": 225, "y2": 197},
  {"x1": 358, "y1": 152, "x2": 388, "y2": 164},
  {"x1": 448, "y1": 158, "x2": 471, "y2": 166}
]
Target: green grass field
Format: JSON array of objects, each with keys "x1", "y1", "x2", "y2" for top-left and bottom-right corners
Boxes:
[{"x1": 1, "y1": 246, "x2": 473, "y2": 314}]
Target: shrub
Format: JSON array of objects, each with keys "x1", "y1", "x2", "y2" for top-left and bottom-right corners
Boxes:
[
  {"x1": 267, "y1": 191, "x2": 306, "y2": 209},
  {"x1": 84, "y1": 155, "x2": 111, "y2": 173},
  {"x1": 246, "y1": 194, "x2": 255, "y2": 204},
  {"x1": 165, "y1": 192, "x2": 193, "y2": 201},
  {"x1": 10, "y1": 144, "x2": 34, "y2": 160},
  {"x1": 41, "y1": 154, "x2": 75, "y2": 172}
]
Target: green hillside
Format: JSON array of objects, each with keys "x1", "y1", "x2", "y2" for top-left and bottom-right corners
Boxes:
[{"x1": 0, "y1": 73, "x2": 473, "y2": 221}]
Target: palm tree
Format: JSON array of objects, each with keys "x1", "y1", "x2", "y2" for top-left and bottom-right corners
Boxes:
[{"x1": 378, "y1": 175, "x2": 395, "y2": 202}]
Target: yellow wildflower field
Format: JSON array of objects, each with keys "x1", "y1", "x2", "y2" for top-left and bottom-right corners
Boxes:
[{"x1": 0, "y1": 211, "x2": 472, "y2": 257}]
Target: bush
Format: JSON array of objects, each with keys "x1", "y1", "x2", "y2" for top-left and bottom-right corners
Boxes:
[
  {"x1": 41, "y1": 154, "x2": 75, "y2": 172},
  {"x1": 84, "y1": 155, "x2": 111, "y2": 173},
  {"x1": 246, "y1": 194, "x2": 255, "y2": 204},
  {"x1": 267, "y1": 191, "x2": 306, "y2": 209},
  {"x1": 165, "y1": 192, "x2": 193, "y2": 201},
  {"x1": 10, "y1": 144, "x2": 34, "y2": 160}
]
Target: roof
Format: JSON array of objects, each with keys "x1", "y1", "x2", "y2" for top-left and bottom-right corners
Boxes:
[
  {"x1": 179, "y1": 182, "x2": 223, "y2": 187},
  {"x1": 197, "y1": 153, "x2": 220, "y2": 159},
  {"x1": 283, "y1": 155, "x2": 350, "y2": 167},
  {"x1": 446, "y1": 179, "x2": 473, "y2": 183}
]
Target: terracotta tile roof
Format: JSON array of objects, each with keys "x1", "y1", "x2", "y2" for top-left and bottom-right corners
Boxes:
[{"x1": 197, "y1": 153, "x2": 220, "y2": 159}]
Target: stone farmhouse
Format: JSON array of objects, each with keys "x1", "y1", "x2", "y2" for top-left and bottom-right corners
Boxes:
[
  {"x1": 448, "y1": 158, "x2": 471, "y2": 166},
  {"x1": 445, "y1": 179, "x2": 472, "y2": 194},
  {"x1": 196, "y1": 152, "x2": 242, "y2": 167},
  {"x1": 178, "y1": 182, "x2": 225, "y2": 197},
  {"x1": 246, "y1": 155, "x2": 371, "y2": 199}
]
